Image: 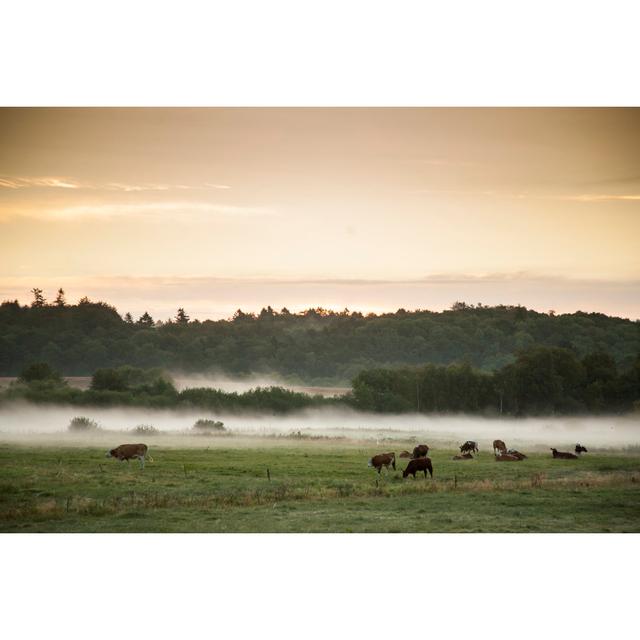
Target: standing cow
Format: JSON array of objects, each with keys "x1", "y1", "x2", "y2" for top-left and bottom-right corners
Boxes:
[
  {"x1": 403, "y1": 457, "x2": 433, "y2": 479},
  {"x1": 492, "y1": 439, "x2": 507, "y2": 455},
  {"x1": 460, "y1": 440, "x2": 479, "y2": 455},
  {"x1": 412, "y1": 444, "x2": 430, "y2": 459},
  {"x1": 106, "y1": 443, "x2": 152, "y2": 469},
  {"x1": 368, "y1": 452, "x2": 396, "y2": 474}
]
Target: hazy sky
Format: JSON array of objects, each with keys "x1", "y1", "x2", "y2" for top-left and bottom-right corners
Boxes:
[{"x1": 1, "y1": 108, "x2": 639, "y2": 319}]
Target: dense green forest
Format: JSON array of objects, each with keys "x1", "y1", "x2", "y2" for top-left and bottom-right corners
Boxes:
[
  {"x1": 1, "y1": 291, "x2": 638, "y2": 384},
  {"x1": 3, "y1": 349, "x2": 639, "y2": 416}
]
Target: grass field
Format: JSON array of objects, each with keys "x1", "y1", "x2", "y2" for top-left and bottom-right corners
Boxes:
[{"x1": 1, "y1": 438, "x2": 639, "y2": 532}]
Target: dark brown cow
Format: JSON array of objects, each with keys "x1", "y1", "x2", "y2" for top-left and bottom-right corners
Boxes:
[
  {"x1": 507, "y1": 449, "x2": 527, "y2": 460},
  {"x1": 403, "y1": 457, "x2": 433, "y2": 479},
  {"x1": 575, "y1": 444, "x2": 588, "y2": 455},
  {"x1": 399, "y1": 450, "x2": 412, "y2": 458},
  {"x1": 551, "y1": 448, "x2": 578, "y2": 460},
  {"x1": 460, "y1": 440, "x2": 478, "y2": 455},
  {"x1": 412, "y1": 444, "x2": 430, "y2": 459},
  {"x1": 452, "y1": 453, "x2": 473, "y2": 460},
  {"x1": 495, "y1": 453, "x2": 521, "y2": 462},
  {"x1": 106, "y1": 443, "x2": 152, "y2": 469},
  {"x1": 368, "y1": 452, "x2": 396, "y2": 474},
  {"x1": 493, "y1": 439, "x2": 507, "y2": 455}
]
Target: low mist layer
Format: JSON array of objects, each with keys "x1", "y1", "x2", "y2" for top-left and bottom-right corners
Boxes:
[{"x1": 0, "y1": 402, "x2": 638, "y2": 450}]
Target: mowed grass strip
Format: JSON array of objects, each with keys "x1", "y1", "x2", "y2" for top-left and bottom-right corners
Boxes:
[{"x1": 1, "y1": 442, "x2": 639, "y2": 532}]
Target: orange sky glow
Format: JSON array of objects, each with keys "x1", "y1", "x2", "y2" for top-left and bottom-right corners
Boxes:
[{"x1": 1, "y1": 108, "x2": 639, "y2": 319}]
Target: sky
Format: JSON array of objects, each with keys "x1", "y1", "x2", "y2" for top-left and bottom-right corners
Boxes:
[{"x1": 1, "y1": 108, "x2": 639, "y2": 320}]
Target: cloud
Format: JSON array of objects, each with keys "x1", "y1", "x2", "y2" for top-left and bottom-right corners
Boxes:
[
  {"x1": 411, "y1": 188, "x2": 640, "y2": 203},
  {"x1": 22, "y1": 201, "x2": 274, "y2": 221},
  {"x1": 560, "y1": 194, "x2": 640, "y2": 202},
  {"x1": 0, "y1": 176, "x2": 81, "y2": 189},
  {"x1": 0, "y1": 176, "x2": 231, "y2": 192}
]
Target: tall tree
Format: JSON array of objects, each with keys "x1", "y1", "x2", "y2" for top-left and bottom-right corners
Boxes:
[
  {"x1": 176, "y1": 308, "x2": 190, "y2": 324},
  {"x1": 124, "y1": 312, "x2": 134, "y2": 324},
  {"x1": 137, "y1": 311, "x2": 155, "y2": 326},
  {"x1": 30, "y1": 288, "x2": 46, "y2": 307},
  {"x1": 54, "y1": 288, "x2": 66, "y2": 307}
]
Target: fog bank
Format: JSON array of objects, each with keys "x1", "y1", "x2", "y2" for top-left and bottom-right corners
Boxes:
[{"x1": 0, "y1": 402, "x2": 638, "y2": 450}]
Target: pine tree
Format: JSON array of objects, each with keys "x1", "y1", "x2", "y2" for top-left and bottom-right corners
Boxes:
[
  {"x1": 175, "y1": 308, "x2": 190, "y2": 324},
  {"x1": 30, "y1": 288, "x2": 46, "y2": 307},
  {"x1": 124, "y1": 312, "x2": 134, "y2": 324},
  {"x1": 137, "y1": 311, "x2": 154, "y2": 326},
  {"x1": 54, "y1": 288, "x2": 66, "y2": 307}
]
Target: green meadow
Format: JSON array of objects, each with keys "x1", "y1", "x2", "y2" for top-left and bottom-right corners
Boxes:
[{"x1": 1, "y1": 438, "x2": 639, "y2": 533}]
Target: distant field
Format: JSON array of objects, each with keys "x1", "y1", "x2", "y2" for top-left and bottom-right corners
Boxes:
[{"x1": 2, "y1": 437, "x2": 639, "y2": 532}]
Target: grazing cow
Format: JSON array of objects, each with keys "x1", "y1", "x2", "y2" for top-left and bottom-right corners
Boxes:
[
  {"x1": 368, "y1": 452, "x2": 396, "y2": 474},
  {"x1": 495, "y1": 453, "x2": 521, "y2": 462},
  {"x1": 453, "y1": 453, "x2": 473, "y2": 460},
  {"x1": 551, "y1": 448, "x2": 578, "y2": 460},
  {"x1": 412, "y1": 444, "x2": 430, "y2": 459},
  {"x1": 507, "y1": 449, "x2": 527, "y2": 460},
  {"x1": 106, "y1": 443, "x2": 152, "y2": 469},
  {"x1": 460, "y1": 440, "x2": 479, "y2": 455},
  {"x1": 493, "y1": 439, "x2": 507, "y2": 455},
  {"x1": 399, "y1": 450, "x2": 412, "y2": 458},
  {"x1": 575, "y1": 444, "x2": 588, "y2": 455},
  {"x1": 403, "y1": 456, "x2": 433, "y2": 479}
]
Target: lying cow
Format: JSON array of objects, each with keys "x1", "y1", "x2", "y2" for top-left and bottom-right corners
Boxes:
[
  {"x1": 403, "y1": 457, "x2": 433, "y2": 479},
  {"x1": 453, "y1": 453, "x2": 473, "y2": 460},
  {"x1": 106, "y1": 443, "x2": 152, "y2": 469},
  {"x1": 507, "y1": 449, "x2": 527, "y2": 460},
  {"x1": 368, "y1": 452, "x2": 396, "y2": 474},
  {"x1": 460, "y1": 440, "x2": 479, "y2": 455},
  {"x1": 575, "y1": 444, "x2": 588, "y2": 455},
  {"x1": 551, "y1": 448, "x2": 578, "y2": 460},
  {"x1": 495, "y1": 453, "x2": 522, "y2": 462},
  {"x1": 412, "y1": 444, "x2": 430, "y2": 458},
  {"x1": 399, "y1": 450, "x2": 413, "y2": 458}
]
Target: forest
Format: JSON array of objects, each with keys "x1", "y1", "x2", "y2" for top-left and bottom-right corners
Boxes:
[
  {"x1": 3, "y1": 344, "x2": 639, "y2": 416},
  {"x1": 0, "y1": 290, "x2": 638, "y2": 384}
]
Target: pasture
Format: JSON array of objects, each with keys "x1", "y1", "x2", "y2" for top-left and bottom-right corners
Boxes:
[{"x1": 1, "y1": 437, "x2": 639, "y2": 532}]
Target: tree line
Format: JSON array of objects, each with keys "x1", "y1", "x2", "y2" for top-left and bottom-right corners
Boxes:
[
  {"x1": 1, "y1": 291, "x2": 638, "y2": 384},
  {"x1": 3, "y1": 347, "x2": 639, "y2": 416}
]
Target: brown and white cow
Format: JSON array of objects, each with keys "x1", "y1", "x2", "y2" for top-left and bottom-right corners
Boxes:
[
  {"x1": 507, "y1": 449, "x2": 527, "y2": 460},
  {"x1": 368, "y1": 452, "x2": 396, "y2": 474},
  {"x1": 495, "y1": 453, "x2": 522, "y2": 462},
  {"x1": 460, "y1": 440, "x2": 479, "y2": 455},
  {"x1": 403, "y1": 457, "x2": 433, "y2": 479},
  {"x1": 106, "y1": 443, "x2": 152, "y2": 469},
  {"x1": 551, "y1": 448, "x2": 578, "y2": 460},
  {"x1": 452, "y1": 453, "x2": 474, "y2": 460},
  {"x1": 493, "y1": 439, "x2": 507, "y2": 455},
  {"x1": 399, "y1": 450, "x2": 413, "y2": 458}
]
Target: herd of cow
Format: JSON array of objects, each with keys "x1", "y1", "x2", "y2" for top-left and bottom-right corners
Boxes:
[
  {"x1": 103, "y1": 440, "x2": 589, "y2": 475},
  {"x1": 367, "y1": 440, "x2": 589, "y2": 478}
]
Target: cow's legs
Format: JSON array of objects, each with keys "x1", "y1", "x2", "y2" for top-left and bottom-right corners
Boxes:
[{"x1": 139, "y1": 455, "x2": 145, "y2": 470}]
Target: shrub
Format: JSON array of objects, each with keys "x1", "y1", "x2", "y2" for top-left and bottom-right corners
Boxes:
[
  {"x1": 193, "y1": 419, "x2": 226, "y2": 431},
  {"x1": 19, "y1": 362, "x2": 63, "y2": 384},
  {"x1": 68, "y1": 416, "x2": 99, "y2": 432},
  {"x1": 132, "y1": 424, "x2": 159, "y2": 436}
]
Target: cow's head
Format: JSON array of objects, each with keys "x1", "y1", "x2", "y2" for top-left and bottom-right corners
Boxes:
[{"x1": 106, "y1": 449, "x2": 115, "y2": 458}]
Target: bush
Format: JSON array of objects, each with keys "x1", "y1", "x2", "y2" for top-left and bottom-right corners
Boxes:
[
  {"x1": 68, "y1": 416, "x2": 99, "y2": 432},
  {"x1": 132, "y1": 424, "x2": 159, "y2": 436},
  {"x1": 19, "y1": 362, "x2": 63, "y2": 384},
  {"x1": 193, "y1": 419, "x2": 226, "y2": 431}
]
